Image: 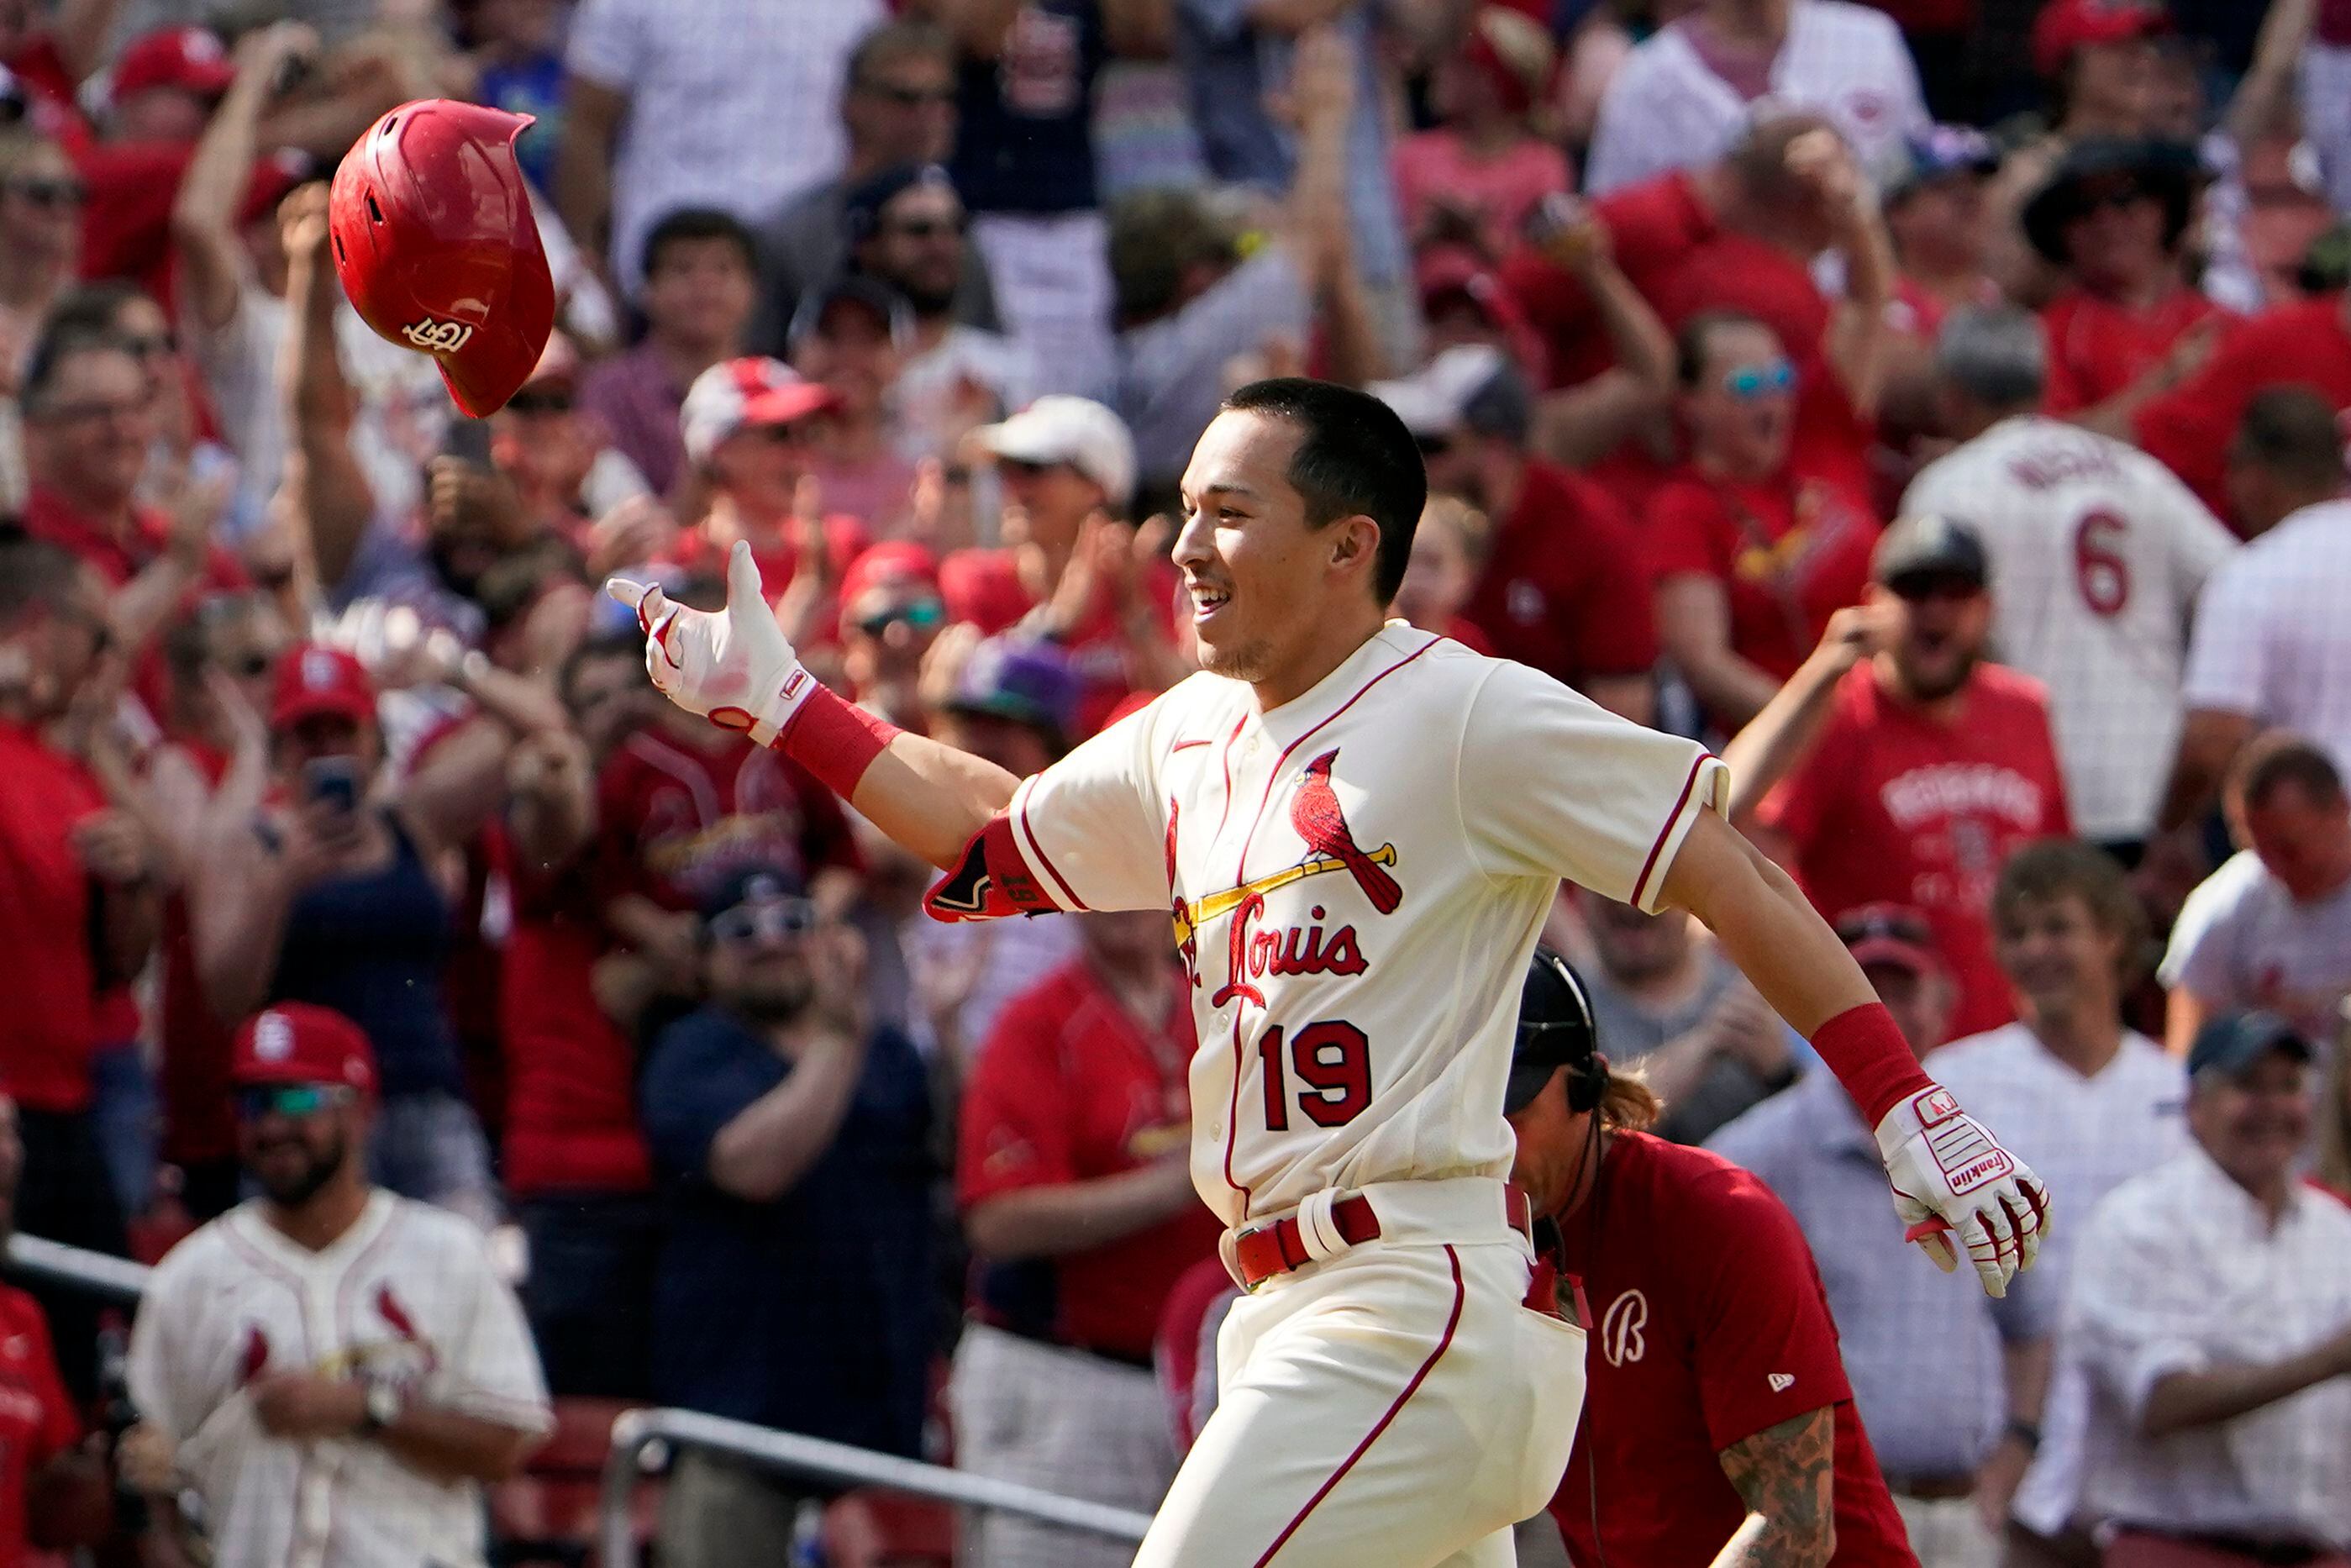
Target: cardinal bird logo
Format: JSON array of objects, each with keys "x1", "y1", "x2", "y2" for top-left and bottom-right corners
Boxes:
[
  {"x1": 239, "y1": 1324, "x2": 271, "y2": 1385},
  {"x1": 1290, "y1": 751, "x2": 1401, "y2": 913}
]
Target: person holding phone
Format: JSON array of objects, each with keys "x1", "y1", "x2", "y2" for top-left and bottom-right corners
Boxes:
[{"x1": 189, "y1": 643, "x2": 567, "y2": 1228}]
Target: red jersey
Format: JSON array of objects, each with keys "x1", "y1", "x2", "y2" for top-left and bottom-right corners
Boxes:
[
  {"x1": 592, "y1": 723, "x2": 860, "y2": 916},
  {"x1": 939, "y1": 545, "x2": 1181, "y2": 739},
  {"x1": 1758, "y1": 663, "x2": 2071, "y2": 1039},
  {"x1": 0, "y1": 723, "x2": 108, "y2": 1113},
  {"x1": 492, "y1": 825, "x2": 651, "y2": 1197},
  {"x1": 1531, "y1": 1134, "x2": 1911, "y2": 1568},
  {"x1": 957, "y1": 961, "x2": 1223, "y2": 1362},
  {"x1": 2133, "y1": 297, "x2": 2351, "y2": 529},
  {"x1": 1645, "y1": 465, "x2": 1881, "y2": 692},
  {"x1": 2040, "y1": 287, "x2": 2223, "y2": 417},
  {"x1": 1462, "y1": 460, "x2": 1658, "y2": 686},
  {"x1": 0, "y1": 1285, "x2": 78, "y2": 1568}
]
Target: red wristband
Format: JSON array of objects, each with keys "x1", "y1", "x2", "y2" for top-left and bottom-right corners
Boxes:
[
  {"x1": 774, "y1": 685, "x2": 902, "y2": 801},
  {"x1": 1808, "y1": 1002, "x2": 1936, "y2": 1129}
]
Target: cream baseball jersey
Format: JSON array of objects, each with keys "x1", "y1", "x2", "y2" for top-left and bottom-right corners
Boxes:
[
  {"x1": 127, "y1": 1192, "x2": 552, "y2": 1568},
  {"x1": 949, "y1": 624, "x2": 1727, "y2": 1228}
]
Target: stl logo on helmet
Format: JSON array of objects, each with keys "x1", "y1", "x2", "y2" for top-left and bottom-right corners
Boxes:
[{"x1": 401, "y1": 318, "x2": 477, "y2": 355}]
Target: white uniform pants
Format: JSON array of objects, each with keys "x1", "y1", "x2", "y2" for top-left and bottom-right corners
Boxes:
[
  {"x1": 1135, "y1": 1181, "x2": 1587, "y2": 1567},
  {"x1": 949, "y1": 1323, "x2": 1180, "y2": 1568}
]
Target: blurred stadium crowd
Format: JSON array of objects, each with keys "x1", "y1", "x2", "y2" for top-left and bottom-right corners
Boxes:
[{"x1": 0, "y1": 0, "x2": 2348, "y2": 1564}]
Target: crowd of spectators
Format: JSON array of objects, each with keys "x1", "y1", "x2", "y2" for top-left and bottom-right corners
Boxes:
[{"x1": 1, "y1": 0, "x2": 2350, "y2": 1564}]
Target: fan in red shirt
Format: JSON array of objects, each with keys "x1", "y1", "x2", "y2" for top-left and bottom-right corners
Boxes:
[
  {"x1": 1503, "y1": 950, "x2": 1913, "y2": 1568},
  {"x1": 944, "y1": 396, "x2": 1181, "y2": 739},
  {"x1": 2133, "y1": 292, "x2": 2351, "y2": 529},
  {"x1": 1649, "y1": 312, "x2": 1883, "y2": 732},
  {"x1": 1733, "y1": 515, "x2": 2072, "y2": 1041},
  {"x1": 1369, "y1": 344, "x2": 1659, "y2": 722},
  {"x1": 2023, "y1": 137, "x2": 2222, "y2": 423},
  {"x1": 953, "y1": 911, "x2": 1223, "y2": 1563},
  {"x1": 1499, "y1": 113, "x2": 1892, "y2": 503},
  {"x1": 0, "y1": 1093, "x2": 100, "y2": 1568}
]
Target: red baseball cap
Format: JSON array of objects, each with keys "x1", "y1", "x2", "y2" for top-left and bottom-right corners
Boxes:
[
  {"x1": 329, "y1": 99, "x2": 555, "y2": 417},
  {"x1": 838, "y1": 540, "x2": 939, "y2": 613},
  {"x1": 2031, "y1": 0, "x2": 2170, "y2": 79},
  {"x1": 680, "y1": 357, "x2": 841, "y2": 463},
  {"x1": 111, "y1": 26, "x2": 235, "y2": 105},
  {"x1": 234, "y1": 1004, "x2": 378, "y2": 1094},
  {"x1": 270, "y1": 644, "x2": 377, "y2": 731}
]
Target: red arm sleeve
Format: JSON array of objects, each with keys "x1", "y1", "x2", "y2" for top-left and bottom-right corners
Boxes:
[{"x1": 1686, "y1": 1168, "x2": 1855, "y2": 1450}]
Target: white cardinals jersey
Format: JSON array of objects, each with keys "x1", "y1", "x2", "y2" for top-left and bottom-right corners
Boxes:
[
  {"x1": 126, "y1": 1192, "x2": 552, "y2": 1568},
  {"x1": 986, "y1": 624, "x2": 1725, "y2": 1228},
  {"x1": 1901, "y1": 416, "x2": 2239, "y2": 842},
  {"x1": 1583, "y1": 0, "x2": 1928, "y2": 197}
]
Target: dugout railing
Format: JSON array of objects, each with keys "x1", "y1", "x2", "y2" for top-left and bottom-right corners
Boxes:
[{"x1": 0, "y1": 1232, "x2": 1155, "y2": 1563}]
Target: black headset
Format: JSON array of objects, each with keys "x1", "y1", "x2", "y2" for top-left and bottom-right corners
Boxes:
[{"x1": 1515, "y1": 946, "x2": 1607, "y2": 1113}]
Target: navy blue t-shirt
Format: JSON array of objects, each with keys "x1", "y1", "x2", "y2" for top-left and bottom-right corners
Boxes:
[
  {"x1": 950, "y1": 0, "x2": 1105, "y2": 215},
  {"x1": 642, "y1": 1008, "x2": 933, "y2": 1455}
]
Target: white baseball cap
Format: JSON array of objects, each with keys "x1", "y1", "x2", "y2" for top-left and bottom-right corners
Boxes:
[
  {"x1": 1366, "y1": 345, "x2": 1519, "y2": 440},
  {"x1": 972, "y1": 396, "x2": 1137, "y2": 508},
  {"x1": 680, "y1": 356, "x2": 840, "y2": 465}
]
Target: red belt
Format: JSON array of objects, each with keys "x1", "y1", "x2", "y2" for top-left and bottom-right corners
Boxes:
[{"x1": 1233, "y1": 1187, "x2": 1535, "y2": 1290}]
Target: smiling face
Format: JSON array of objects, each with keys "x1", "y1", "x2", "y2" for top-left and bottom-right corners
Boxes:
[
  {"x1": 1174, "y1": 409, "x2": 1376, "y2": 689},
  {"x1": 26, "y1": 345, "x2": 154, "y2": 509},
  {"x1": 1680, "y1": 319, "x2": 1796, "y2": 480},
  {"x1": 2189, "y1": 1050, "x2": 2313, "y2": 1201},
  {"x1": 1994, "y1": 891, "x2": 2122, "y2": 1028}
]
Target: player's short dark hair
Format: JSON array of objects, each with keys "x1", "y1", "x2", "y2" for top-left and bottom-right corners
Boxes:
[
  {"x1": 845, "y1": 18, "x2": 953, "y2": 92},
  {"x1": 2229, "y1": 386, "x2": 2348, "y2": 492},
  {"x1": 1992, "y1": 838, "x2": 2150, "y2": 985},
  {"x1": 2231, "y1": 730, "x2": 2346, "y2": 811},
  {"x1": 1222, "y1": 377, "x2": 1425, "y2": 603},
  {"x1": 641, "y1": 208, "x2": 759, "y2": 283},
  {"x1": 1675, "y1": 310, "x2": 1775, "y2": 388},
  {"x1": 0, "y1": 534, "x2": 83, "y2": 629}
]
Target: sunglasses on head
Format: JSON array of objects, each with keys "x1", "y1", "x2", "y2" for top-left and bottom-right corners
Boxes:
[
  {"x1": 1722, "y1": 359, "x2": 1797, "y2": 400},
  {"x1": 857, "y1": 597, "x2": 945, "y2": 637},
  {"x1": 708, "y1": 895, "x2": 818, "y2": 945},
  {"x1": 236, "y1": 1083, "x2": 353, "y2": 1121},
  {"x1": 8, "y1": 176, "x2": 87, "y2": 209}
]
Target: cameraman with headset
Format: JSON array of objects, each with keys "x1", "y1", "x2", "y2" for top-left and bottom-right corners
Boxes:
[{"x1": 1506, "y1": 950, "x2": 1915, "y2": 1568}]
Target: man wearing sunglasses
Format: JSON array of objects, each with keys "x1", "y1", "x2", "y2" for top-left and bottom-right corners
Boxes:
[
  {"x1": 124, "y1": 1003, "x2": 550, "y2": 1568},
  {"x1": 1727, "y1": 513, "x2": 2074, "y2": 1042},
  {"x1": 638, "y1": 865, "x2": 931, "y2": 1568}
]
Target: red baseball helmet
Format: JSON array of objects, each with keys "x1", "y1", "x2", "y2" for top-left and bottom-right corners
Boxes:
[{"x1": 329, "y1": 99, "x2": 554, "y2": 418}]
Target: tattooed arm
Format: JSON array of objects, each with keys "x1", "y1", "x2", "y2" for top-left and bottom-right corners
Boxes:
[{"x1": 1711, "y1": 1407, "x2": 1838, "y2": 1568}]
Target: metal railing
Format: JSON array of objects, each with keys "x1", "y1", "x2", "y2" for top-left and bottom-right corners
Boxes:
[
  {"x1": 0, "y1": 1230, "x2": 1158, "y2": 1564},
  {"x1": 598, "y1": 1407, "x2": 1156, "y2": 1568}
]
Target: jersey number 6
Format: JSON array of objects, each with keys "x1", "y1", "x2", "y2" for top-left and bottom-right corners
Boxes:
[
  {"x1": 1258, "y1": 1021, "x2": 1372, "y2": 1130},
  {"x1": 2073, "y1": 509, "x2": 2130, "y2": 618}
]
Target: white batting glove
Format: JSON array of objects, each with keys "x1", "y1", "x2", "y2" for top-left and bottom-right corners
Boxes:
[
  {"x1": 604, "y1": 539, "x2": 814, "y2": 745},
  {"x1": 1874, "y1": 1084, "x2": 2052, "y2": 1298}
]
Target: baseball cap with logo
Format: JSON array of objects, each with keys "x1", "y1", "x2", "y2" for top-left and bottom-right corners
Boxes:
[
  {"x1": 681, "y1": 356, "x2": 841, "y2": 465},
  {"x1": 110, "y1": 26, "x2": 236, "y2": 107},
  {"x1": 944, "y1": 637, "x2": 1081, "y2": 749},
  {"x1": 972, "y1": 397, "x2": 1137, "y2": 510},
  {"x1": 1833, "y1": 903, "x2": 1940, "y2": 976},
  {"x1": 2185, "y1": 1011, "x2": 2312, "y2": 1081},
  {"x1": 233, "y1": 1004, "x2": 379, "y2": 1094},
  {"x1": 270, "y1": 645, "x2": 378, "y2": 731},
  {"x1": 2031, "y1": 0, "x2": 2171, "y2": 80}
]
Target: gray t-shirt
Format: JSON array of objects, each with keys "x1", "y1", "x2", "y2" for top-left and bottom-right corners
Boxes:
[
  {"x1": 1583, "y1": 950, "x2": 1789, "y2": 1145},
  {"x1": 2159, "y1": 849, "x2": 2351, "y2": 1044}
]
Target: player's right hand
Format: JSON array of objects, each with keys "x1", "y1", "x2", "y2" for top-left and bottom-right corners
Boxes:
[
  {"x1": 1874, "y1": 1085, "x2": 2051, "y2": 1299},
  {"x1": 605, "y1": 539, "x2": 813, "y2": 746}
]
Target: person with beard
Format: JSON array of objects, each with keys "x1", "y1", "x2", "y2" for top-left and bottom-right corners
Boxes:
[
  {"x1": 1726, "y1": 515, "x2": 2074, "y2": 1040},
  {"x1": 122, "y1": 1003, "x2": 551, "y2": 1568},
  {"x1": 639, "y1": 865, "x2": 931, "y2": 1568},
  {"x1": 1368, "y1": 344, "x2": 1658, "y2": 723}
]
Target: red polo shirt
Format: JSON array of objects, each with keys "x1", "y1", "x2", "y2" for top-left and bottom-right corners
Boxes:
[
  {"x1": 0, "y1": 1284, "x2": 78, "y2": 1568},
  {"x1": 494, "y1": 824, "x2": 651, "y2": 1197},
  {"x1": 1757, "y1": 662, "x2": 2072, "y2": 1039},
  {"x1": 21, "y1": 485, "x2": 246, "y2": 592},
  {"x1": 958, "y1": 960, "x2": 1222, "y2": 1362},
  {"x1": 1462, "y1": 460, "x2": 1658, "y2": 687},
  {"x1": 1645, "y1": 463, "x2": 1881, "y2": 693},
  {"x1": 2133, "y1": 297, "x2": 2351, "y2": 529},
  {"x1": 0, "y1": 723, "x2": 108, "y2": 1113},
  {"x1": 1531, "y1": 1133, "x2": 1912, "y2": 1568},
  {"x1": 2040, "y1": 287, "x2": 2223, "y2": 417}
]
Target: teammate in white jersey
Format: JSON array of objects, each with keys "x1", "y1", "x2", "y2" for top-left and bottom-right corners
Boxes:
[
  {"x1": 122, "y1": 1005, "x2": 550, "y2": 1568},
  {"x1": 1901, "y1": 307, "x2": 2238, "y2": 850},
  {"x1": 608, "y1": 378, "x2": 2049, "y2": 1566}
]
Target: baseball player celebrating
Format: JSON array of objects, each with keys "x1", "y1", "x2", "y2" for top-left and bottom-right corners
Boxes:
[
  {"x1": 122, "y1": 1005, "x2": 551, "y2": 1568},
  {"x1": 607, "y1": 377, "x2": 2049, "y2": 1566}
]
